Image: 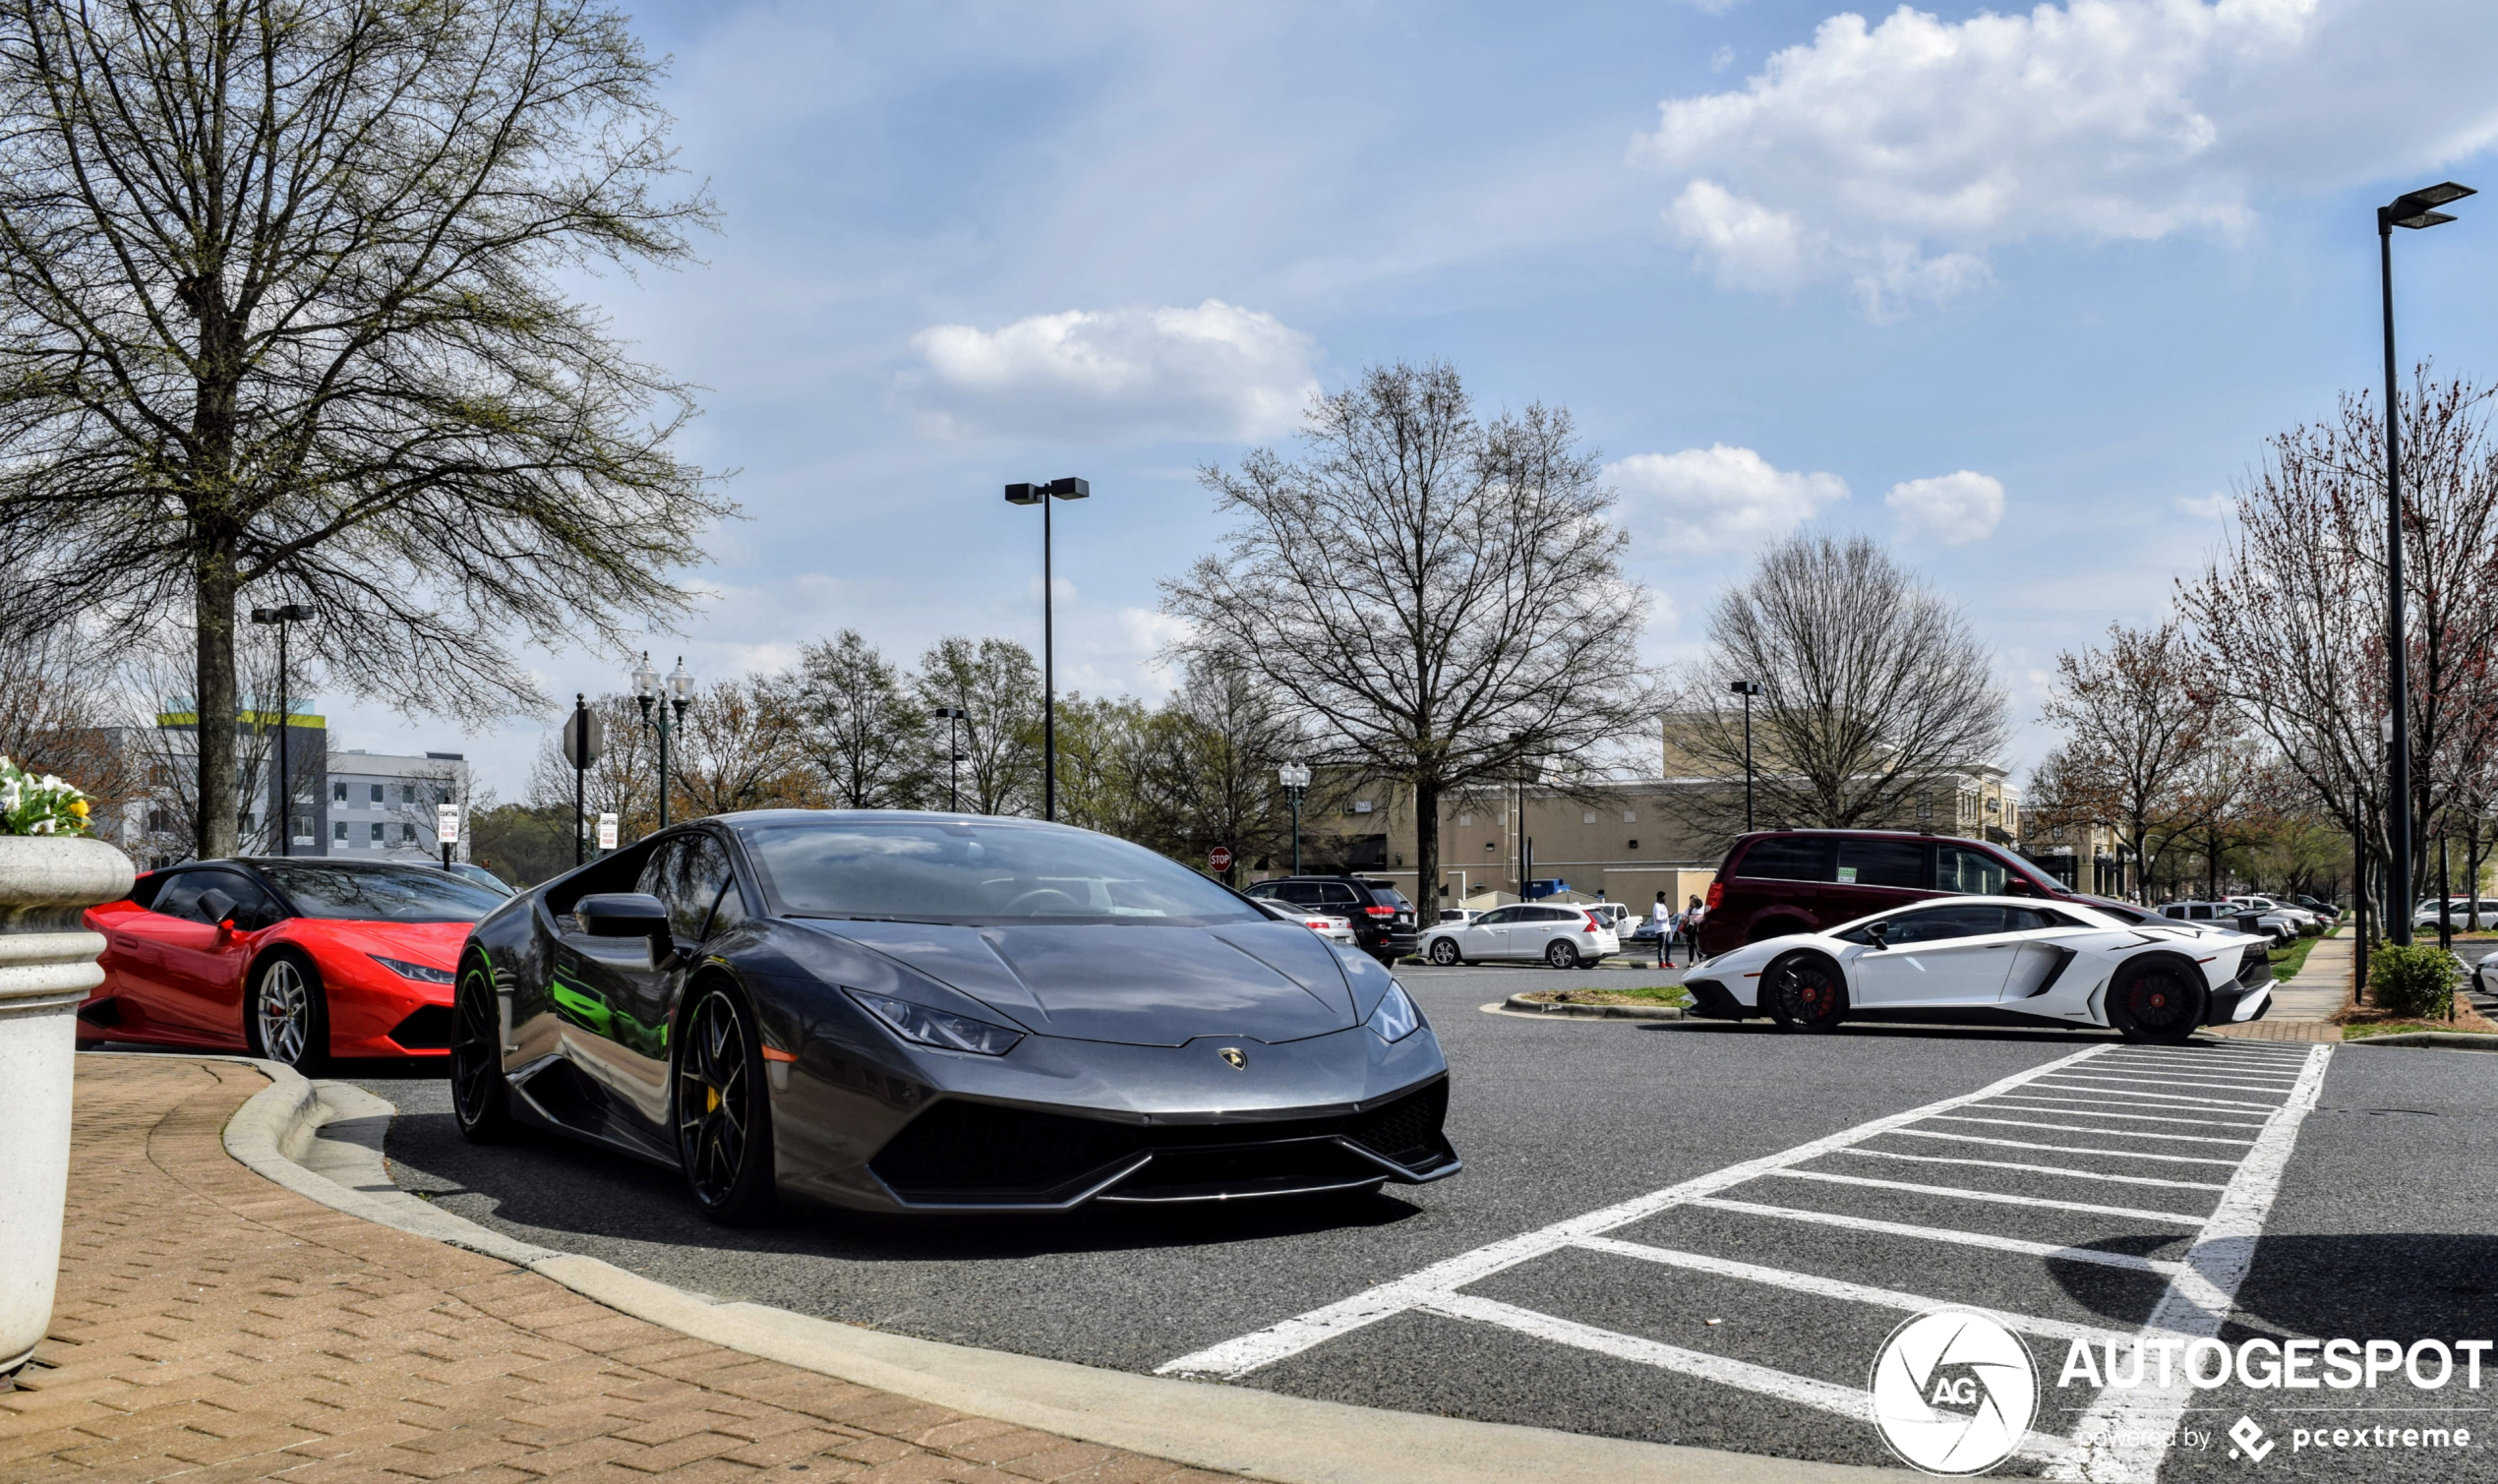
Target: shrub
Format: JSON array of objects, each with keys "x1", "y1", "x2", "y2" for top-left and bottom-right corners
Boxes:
[{"x1": 2369, "y1": 942, "x2": 2459, "y2": 1019}]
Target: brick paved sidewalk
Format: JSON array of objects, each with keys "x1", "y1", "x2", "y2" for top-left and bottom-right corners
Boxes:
[{"x1": 0, "y1": 1056, "x2": 1236, "y2": 1484}]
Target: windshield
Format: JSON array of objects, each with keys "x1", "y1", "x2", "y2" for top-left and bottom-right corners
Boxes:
[
  {"x1": 257, "y1": 862, "x2": 506, "y2": 922},
  {"x1": 738, "y1": 819, "x2": 1263, "y2": 926}
]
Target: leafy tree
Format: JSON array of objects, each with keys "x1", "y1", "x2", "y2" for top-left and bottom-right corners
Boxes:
[
  {"x1": 913, "y1": 637, "x2": 1040, "y2": 817},
  {"x1": 795, "y1": 629, "x2": 928, "y2": 809},
  {"x1": 0, "y1": 0, "x2": 728, "y2": 860},
  {"x1": 2036, "y1": 622, "x2": 2221, "y2": 900},
  {"x1": 1164, "y1": 362, "x2": 1653, "y2": 910}
]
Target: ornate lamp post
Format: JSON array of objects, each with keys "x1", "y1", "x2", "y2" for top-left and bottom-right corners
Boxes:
[
  {"x1": 1279, "y1": 760, "x2": 1311, "y2": 876},
  {"x1": 633, "y1": 653, "x2": 694, "y2": 830}
]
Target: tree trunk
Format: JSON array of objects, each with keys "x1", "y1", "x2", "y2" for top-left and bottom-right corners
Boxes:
[
  {"x1": 194, "y1": 553, "x2": 240, "y2": 859},
  {"x1": 1414, "y1": 778, "x2": 1441, "y2": 919}
]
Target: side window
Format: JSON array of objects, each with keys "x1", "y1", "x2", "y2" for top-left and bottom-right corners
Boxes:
[
  {"x1": 1737, "y1": 837, "x2": 1832, "y2": 882},
  {"x1": 1322, "y1": 884, "x2": 1363, "y2": 907},
  {"x1": 642, "y1": 835, "x2": 737, "y2": 942},
  {"x1": 1835, "y1": 839, "x2": 1925, "y2": 889},
  {"x1": 2161, "y1": 905, "x2": 2186, "y2": 919},
  {"x1": 149, "y1": 872, "x2": 206, "y2": 920},
  {"x1": 1885, "y1": 904, "x2": 2009, "y2": 944},
  {"x1": 1935, "y1": 847, "x2": 2008, "y2": 895},
  {"x1": 156, "y1": 869, "x2": 278, "y2": 925},
  {"x1": 681, "y1": 836, "x2": 741, "y2": 940},
  {"x1": 1274, "y1": 882, "x2": 1321, "y2": 906},
  {"x1": 2006, "y1": 907, "x2": 2079, "y2": 931},
  {"x1": 1476, "y1": 907, "x2": 1522, "y2": 925},
  {"x1": 128, "y1": 872, "x2": 170, "y2": 911}
]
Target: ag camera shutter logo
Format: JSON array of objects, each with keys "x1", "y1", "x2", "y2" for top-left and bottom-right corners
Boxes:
[{"x1": 1871, "y1": 1309, "x2": 2039, "y2": 1475}]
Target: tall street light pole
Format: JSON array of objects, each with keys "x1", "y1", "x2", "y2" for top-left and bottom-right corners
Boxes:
[
  {"x1": 2377, "y1": 181, "x2": 2472, "y2": 945},
  {"x1": 1279, "y1": 761, "x2": 1311, "y2": 877},
  {"x1": 634, "y1": 654, "x2": 696, "y2": 831},
  {"x1": 1005, "y1": 477, "x2": 1089, "y2": 821},
  {"x1": 1730, "y1": 680, "x2": 1763, "y2": 832},
  {"x1": 248, "y1": 604, "x2": 314, "y2": 855},
  {"x1": 933, "y1": 706, "x2": 968, "y2": 811}
]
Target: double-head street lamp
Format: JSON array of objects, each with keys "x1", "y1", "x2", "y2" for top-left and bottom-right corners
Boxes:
[
  {"x1": 1278, "y1": 760, "x2": 1312, "y2": 876},
  {"x1": 1729, "y1": 680, "x2": 1763, "y2": 832},
  {"x1": 2377, "y1": 179, "x2": 2474, "y2": 946},
  {"x1": 248, "y1": 603, "x2": 315, "y2": 856},
  {"x1": 1005, "y1": 476, "x2": 1088, "y2": 820},
  {"x1": 632, "y1": 653, "x2": 694, "y2": 830},
  {"x1": 932, "y1": 705, "x2": 969, "y2": 811}
]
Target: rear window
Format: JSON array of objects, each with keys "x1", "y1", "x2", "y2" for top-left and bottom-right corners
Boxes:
[
  {"x1": 1834, "y1": 838, "x2": 1924, "y2": 889},
  {"x1": 1737, "y1": 836, "x2": 1831, "y2": 882}
]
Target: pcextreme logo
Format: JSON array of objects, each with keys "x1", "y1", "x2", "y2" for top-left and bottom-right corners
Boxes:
[{"x1": 1870, "y1": 1309, "x2": 2039, "y2": 1475}]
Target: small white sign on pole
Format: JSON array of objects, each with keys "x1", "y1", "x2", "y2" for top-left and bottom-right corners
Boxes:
[
  {"x1": 436, "y1": 802, "x2": 461, "y2": 845},
  {"x1": 597, "y1": 812, "x2": 620, "y2": 851}
]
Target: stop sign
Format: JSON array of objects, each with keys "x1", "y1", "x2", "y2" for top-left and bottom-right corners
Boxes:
[{"x1": 1209, "y1": 846, "x2": 1233, "y2": 872}]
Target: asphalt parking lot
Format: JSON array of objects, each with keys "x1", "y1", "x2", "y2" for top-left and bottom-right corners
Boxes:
[{"x1": 331, "y1": 964, "x2": 2498, "y2": 1481}]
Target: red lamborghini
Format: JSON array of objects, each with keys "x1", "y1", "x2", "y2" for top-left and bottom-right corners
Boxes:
[{"x1": 80, "y1": 858, "x2": 511, "y2": 1071}]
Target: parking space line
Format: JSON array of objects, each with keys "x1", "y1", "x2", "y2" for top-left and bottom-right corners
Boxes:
[
  {"x1": 2093, "y1": 1060, "x2": 2300, "y2": 1079},
  {"x1": 2029, "y1": 1080, "x2": 2280, "y2": 1109},
  {"x1": 1767, "y1": 1167, "x2": 2210, "y2": 1222},
  {"x1": 1836, "y1": 1147, "x2": 2230, "y2": 1191},
  {"x1": 1687, "y1": 1197, "x2": 2185, "y2": 1276},
  {"x1": 1157, "y1": 1042, "x2": 2115, "y2": 1380},
  {"x1": 2056, "y1": 1070, "x2": 2301, "y2": 1092},
  {"x1": 1976, "y1": 1097, "x2": 2269, "y2": 1127},
  {"x1": 1573, "y1": 1234, "x2": 2150, "y2": 1346},
  {"x1": 1418, "y1": 1293, "x2": 2073, "y2": 1467},
  {"x1": 1928, "y1": 1114, "x2": 2257, "y2": 1145},
  {"x1": 1880, "y1": 1128, "x2": 2241, "y2": 1164},
  {"x1": 2046, "y1": 1043, "x2": 2334, "y2": 1483}
]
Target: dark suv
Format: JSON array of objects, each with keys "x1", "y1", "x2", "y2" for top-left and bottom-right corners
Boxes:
[
  {"x1": 1695, "y1": 830, "x2": 2097, "y2": 957},
  {"x1": 1243, "y1": 875, "x2": 1419, "y2": 964}
]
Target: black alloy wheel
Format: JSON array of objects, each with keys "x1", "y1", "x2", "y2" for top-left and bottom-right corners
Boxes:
[
  {"x1": 1765, "y1": 952, "x2": 1849, "y2": 1033},
  {"x1": 1427, "y1": 937, "x2": 1462, "y2": 966},
  {"x1": 674, "y1": 984, "x2": 777, "y2": 1224},
  {"x1": 1545, "y1": 937, "x2": 1580, "y2": 970},
  {"x1": 2111, "y1": 960, "x2": 2206, "y2": 1045},
  {"x1": 450, "y1": 965, "x2": 515, "y2": 1142}
]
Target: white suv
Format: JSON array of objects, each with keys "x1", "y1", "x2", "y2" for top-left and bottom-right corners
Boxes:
[
  {"x1": 1419, "y1": 903, "x2": 1619, "y2": 969},
  {"x1": 2162, "y1": 900, "x2": 2294, "y2": 944}
]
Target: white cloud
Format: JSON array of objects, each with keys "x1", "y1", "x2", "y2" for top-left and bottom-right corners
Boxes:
[
  {"x1": 1608, "y1": 445, "x2": 1850, "y2": 554},
  {"x1": 904, "y1": 299, "x2": 1320, "y2": 442},
  {"x1": 1885, "y1": 471, "x2": 2006, "y2": 544},
  {"x1": 2174, "y1": 491, "x2": 2230, "y2": 517},
  {"x1": 1633, "y1": 0, "x2": 2395, "y2": 316}
]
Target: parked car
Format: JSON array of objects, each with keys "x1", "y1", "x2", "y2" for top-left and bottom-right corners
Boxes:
[
  {"x1": 450, "y1": 811, "x2": 1459, "y2": 1221},
  {"x1": 1682, "y1": 897, "x2": 2274, "y2": 1042},
  {"x1": 1250, "y1": 894, "x2": 1360, "y2": 947},
  {"x1": 1437, "y1": 908, "x2": 1484, "y2": 926},
  {"x1": 2412, "y1": 898, "x2": 2498, "y2": 931},
  {"x1": 2160, "y1": 900, "x2": 2294, "y2": 944},
  {"x1": 2227, "y1": 895, "x2": 2316, "y2": 930},
  {"x1": 78, "y1": 858, "x2": 510, "y2": 1070},
  {"x1": 1242, "y1": 875, "x2": 1419, "y2": 964},
  {"x1": 2291, "y1": 894, "x2": 2343, "y2": 920},
  {"x1": 1693, "y1": 829, "x2": 2121, "y2": 958},
  {"x1": 1417, "y1": 902, "x2": 1619, "y2": 969}
]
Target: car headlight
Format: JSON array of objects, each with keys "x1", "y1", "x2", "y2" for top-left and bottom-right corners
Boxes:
[
  {"x1": 1367, "y1": 982, "x2": 1422, "y2": 1042},
  {"x1": 369, "y1": 954, "x2": 454, "y2": 984},
  {"x1": 848, "y1": 989, "x2": 1024, "y2": 1056}
]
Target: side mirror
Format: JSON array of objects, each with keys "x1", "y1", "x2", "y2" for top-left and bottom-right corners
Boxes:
[
  {"x1": 1865, "y1": 920, "x2": 1889, "y2": 948},
  {"x1": 197, "y1": 887, "x2": 238, "y2": 930},
  {"x1": 575, "y1": 892, "x2": 670, "y2": 939}
]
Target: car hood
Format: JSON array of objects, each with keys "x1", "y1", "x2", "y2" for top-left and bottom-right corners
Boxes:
[
  {"x1": 282, "y1": 918, "x2": 470, "y2": 966},
  {"x1": 794, "y1": 919, "x2": 1360, "y2": 1046}
]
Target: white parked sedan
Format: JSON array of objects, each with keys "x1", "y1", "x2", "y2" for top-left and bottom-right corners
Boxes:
[
  {"x1": 1249, "y1": 895, "x2": 1360, "y2": 947},
  {"x1": 1680, "y1": 896, "x2": 2274, "y2": 1043},
  {"x1": 1418, "y1": 903, "x2": 1620, "y2": 969},
  {"x1": 2413, "y1": 899, "x2": 2498, "y2": 931}
]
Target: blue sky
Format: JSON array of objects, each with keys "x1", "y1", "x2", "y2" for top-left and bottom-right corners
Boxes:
[{"x1": 323, "y1": 0, "x2": 2498, "y2": 800}]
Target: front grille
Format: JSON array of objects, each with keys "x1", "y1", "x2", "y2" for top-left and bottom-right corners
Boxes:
[
  {"x1": 388, "y1": 1005, "x2": 454, "y2": 1050},
  {"x1": 869, "y1": 1077, "x2": 1456, "y2": 1205}
]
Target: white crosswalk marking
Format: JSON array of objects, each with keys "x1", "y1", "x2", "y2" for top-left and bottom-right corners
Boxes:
[{"x1": 1159, "y1": 1036, "x2": 2333, "y2": 1484}]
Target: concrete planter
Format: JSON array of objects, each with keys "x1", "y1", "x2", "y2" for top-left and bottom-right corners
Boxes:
[{"x1": 0, "y1": 835, "x2": 132, "y2": 1383}]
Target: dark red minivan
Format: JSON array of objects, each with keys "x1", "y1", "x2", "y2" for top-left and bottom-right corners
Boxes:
[{"x1": 1694, "y1": 830, "x2": 2096, "y2": 957}]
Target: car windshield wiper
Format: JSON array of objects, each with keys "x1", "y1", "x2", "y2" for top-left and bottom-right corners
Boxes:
[{"x1": 786, "y1": 913, "x2": 958, "y2": 927}]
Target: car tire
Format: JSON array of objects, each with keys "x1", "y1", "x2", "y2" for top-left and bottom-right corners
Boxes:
[
  {"x1": 2109, "y1": 958, "x2": 2207, "y2": 1045},
  {"x1": 1545, "y1": 938, "x2": 1579, "y2": 970},
  {"x1": 1763, "y1": 951, "x2": 1849, "y2": 1033},
  {"x1": 1426, "y1": 937, "x2": 1462, "y2": 966},
  {"x1": 1577, "y1": 957, "x2": 1602, "y2": 971},
  {"x1": 674, "y1": 981, "x2": 777, "y2": 1225},
  {"x1": 246, "y1": 951, "x2": 328, "y2": 1073},
  {"x1": 450, "y1": 962, "x2": 517, "y2": 1143}
]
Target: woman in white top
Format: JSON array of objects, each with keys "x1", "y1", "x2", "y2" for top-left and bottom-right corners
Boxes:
[{"x1": 1649, "y1": 892, "x2": 1675, "y2": 969}]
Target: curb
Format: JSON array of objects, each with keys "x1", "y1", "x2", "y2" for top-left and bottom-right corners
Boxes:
[
  {"x1": 202, "y1": 1055, "x2": 1914, "y2": 1484},
  {"x1": 1501, "y1": 992, "x2": 1686, "y2": 1021},
  {"x1": 2342, "y1": 1031, "x2": 2498, "y2": 1051}
]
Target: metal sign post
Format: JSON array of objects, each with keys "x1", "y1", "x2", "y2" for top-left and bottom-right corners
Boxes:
[
  {"x1": 436, "y1": 802, "x2": 459, "y2": 871},
  {"x1": 563, "y1": 697, "x2": 603, "y2": 866},
  {"x1": 597, "y1": 813, "x2": 619, "y2": 853}
]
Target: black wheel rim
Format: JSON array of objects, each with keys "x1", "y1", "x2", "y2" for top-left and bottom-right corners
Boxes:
[
  {"x1": 1776, "y1": 963, "x2": 1840, "y2": 1023},
  {"x1": 451, "y1": 971, "x2": 498, "y2": 1125},
  {"x1": 2124, "y1": 972, "x2": 2192, "y2": 1031},
  {"x1": 676, "y1": 991, "x2": 749, "y2": 1207}
]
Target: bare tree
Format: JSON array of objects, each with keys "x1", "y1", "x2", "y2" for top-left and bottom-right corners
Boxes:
[
  {"x1": 667, "y1": 676, "x2": 813, "y2": 819},
  {"x1": 0, "y1": 0, "x2": 730, "y2": 861},
  {"x1": 2179, "y1": 374, "x2": 2498, "y2": 928},
  {"x1": 2036, "y1": 622, "x2": 2221, "y2": 899},
  {"x1": 1136, "y1": 657, "x2": 1305, "y2": 882},
  {"x1": 1669, "y1": 533, "x2": 2006, "y2": 837},
  {"x1": 795, "y1": 630, "x2": 928, "y2": 809},
  {"x1": 912, "y1": 637, "x2": 1041, "y2": 817},
  {"x1": 528, "y1": 692, "x2": 660, "y2": 846},
  {"x1": 0, "y1": 622, "x2": 146, "y2": 828},
  {"x1": 1163, "y1": 362, "x2": 1655, "y2": 910}
]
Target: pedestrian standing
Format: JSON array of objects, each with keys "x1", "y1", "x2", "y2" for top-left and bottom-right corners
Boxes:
[
  {"x1": 1682, "y1": 894, "x2": 1704, "y2": 963},
  {"x1": 1649, "y1": 891, "x2": 1674, "y2": 969}
]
